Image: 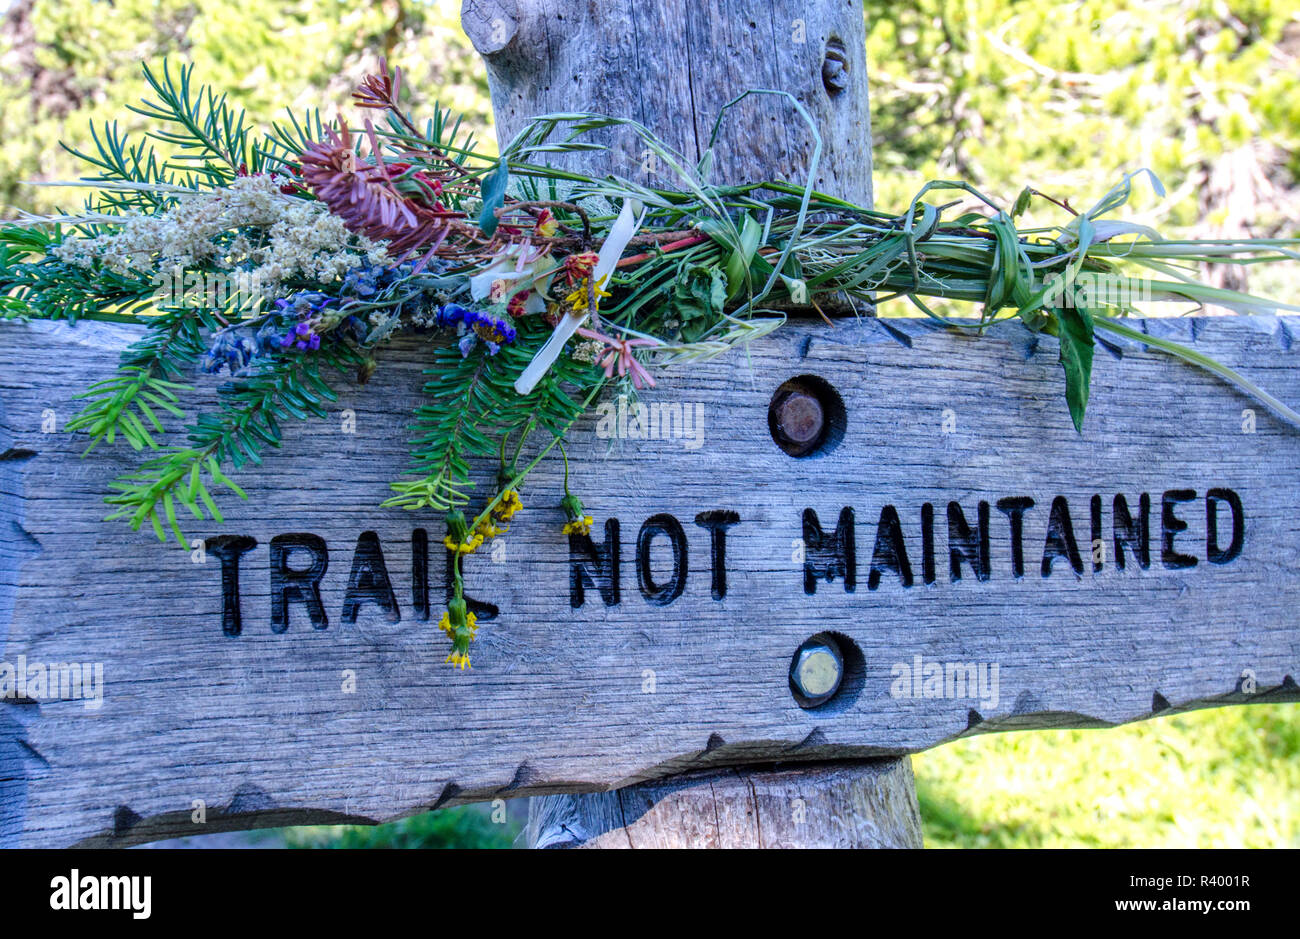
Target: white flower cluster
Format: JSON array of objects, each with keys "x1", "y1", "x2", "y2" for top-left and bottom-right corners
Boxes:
[
  {"x1": 571, "y1": 338, "x2": 604, "y2": 364},
  {"x1": 54, "y1": 174, "x2": 390, "y2": 299}
]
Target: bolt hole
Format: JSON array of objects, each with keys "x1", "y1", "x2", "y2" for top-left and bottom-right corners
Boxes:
[{"x1": 767, "y1": 374, "x2": 846, "y2": 458}]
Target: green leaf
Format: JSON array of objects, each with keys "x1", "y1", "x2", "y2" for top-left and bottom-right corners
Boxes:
[
  {"x1": 723, "y1": 214, "x2": 763, "y2": 301},
  {"x1": 478, "y1": 161, "x2": 510, "y2": 237},
  {"x1": 666, "y1": 266, "x2": 728, "y2": 341},
  {"x1": 1011, "y1": 186, "x2": 1033, "y2": 219},
  {"x1": 148, "y1": 509, "x2": 166, "y2": 543},
  {"x1": 1054, "y1": 306, "x2": 1095, "y2": 433},
  {"x1": 196, "y1": 480, "x2": 224, "y2": 523}
]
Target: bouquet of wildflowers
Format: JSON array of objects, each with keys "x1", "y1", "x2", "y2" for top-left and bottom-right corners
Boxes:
[{"x1": 3, "y1": 62, "x2": 1297, "y2": 668}]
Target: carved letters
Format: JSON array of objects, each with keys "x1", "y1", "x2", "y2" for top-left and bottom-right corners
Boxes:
[{"x1": 206, "y1": 488, "x2": 1244, "y2": 631}]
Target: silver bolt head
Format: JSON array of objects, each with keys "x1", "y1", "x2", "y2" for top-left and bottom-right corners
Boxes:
[{"x1": 791, "y1": 637, "x2": 844, "y2": 705}]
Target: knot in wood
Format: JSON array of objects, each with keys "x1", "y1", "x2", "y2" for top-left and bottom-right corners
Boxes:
[{"x1": 461, "y1": 0, "x2": 519, "y2": 55}]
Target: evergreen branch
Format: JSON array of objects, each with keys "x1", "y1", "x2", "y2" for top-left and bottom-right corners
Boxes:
[
  {"x1": 260, "y1": 107, "x2": 330, "y2": 175},
  {"x1": 127, "y1": 61, "x2": 255, "y2": 182},
  {"x1": 492, "y1": 317, "x2": 604, "y2": 438},
  {"x1": 0, "y1": 228, "x2": 161, "y2": 323},
  {"x1": 383, "y1": 346, "x2": 496, "y2": 511},
  {"x1": 60, "y1": 122, "x2": 194, "y2": 215},
  {"x1": 65, "y1": 311, "x2": 209, "y2": 452},
  {"x1": 104, "y1": 343, "x2": 360, "y2": 545},
  {"x1": 384, "y1": 316, "x2": 603, "y2": 513}
]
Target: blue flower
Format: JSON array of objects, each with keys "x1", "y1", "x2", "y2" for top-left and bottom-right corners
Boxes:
[
  {"x1": 254, "y1": 320, "x2": 284, "y2": 355},
  {"x1": 202, "y1": 331, "x2": 259, "y2": 375},
  {"x1": 466, "y1": 309, "x2": 516, "y2": 348},
  {"x1": 280, "y1": 320, "x2": 322, "y2": 352},
  {"x1": 343, "y1": 266, "x2": 380, "y2": 298},
  {"x1": 452, "y1": 308, "x2": 516, "y2": 357},
  {"x1": 339, "y1": 260, "x2": 422, "y2": 300},
  {"x1": 437, "y1": 302, "x2": 470, "y2": 327},
  {"x1": 275, "y1": 291, "x2": 336, "y2": 318}
]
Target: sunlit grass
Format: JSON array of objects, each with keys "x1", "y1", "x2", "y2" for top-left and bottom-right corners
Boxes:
[{"x1": 913, "y1": 703, "x2": 1300, "y2": 848}]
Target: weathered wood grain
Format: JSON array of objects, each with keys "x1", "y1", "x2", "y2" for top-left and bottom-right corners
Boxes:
[
  {"x1": 2, "y1": 313, "x2": 1298, "y2": 847},
  {"x1": 461, "y1": 0, "x2": 874, "y2": 204}
]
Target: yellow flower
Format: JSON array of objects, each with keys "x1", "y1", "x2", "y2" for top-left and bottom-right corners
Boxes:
[
  {"x1": 496, "y1": 489, "x2": 523, "y2": 521},
  {"x1": 535, "y1": 207, "x2": 558, "y2": 238},
  {"x1": 443, "y1": 532, "x2": 484, "y2": 554},
  {"x1": 562, "y1": 515, "x2": 595, "y2": 536},
  {"x1": 564, "y1": 278, "x2": 612, "y2": 313},
  {"x1": 438, "y1": 608, "x2": 478, "y2": 639},
  {"x1": 440, "y1": 597, "x2": 478, "y2": 670},
  {"x1": 475, "y1": 517, "x2": 507, "y2": 539}
]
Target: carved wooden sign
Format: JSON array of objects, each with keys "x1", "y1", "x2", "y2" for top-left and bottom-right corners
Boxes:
[{"x1": 2, "y1": 314, "x2": 1298, "y2": 846}]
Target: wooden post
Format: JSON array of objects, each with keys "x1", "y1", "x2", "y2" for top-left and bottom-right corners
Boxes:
[
  {"x1": 463, "y1": 0, "x2": 920, "y2": 848},
  {"x1": 527, "y1": 759, "x2": 922, "y2": 848},
  {"x1": 460, "y1": 0, "x2": 873, "y2": 204}
]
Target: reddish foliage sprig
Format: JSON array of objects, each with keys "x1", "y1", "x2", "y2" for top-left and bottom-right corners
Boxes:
[
  {"x1": 302, "y1": 64, "x2": 597, "y2": 267},
  {"x1": 353, "y1": 60, "x2": 475, "y2": 182},
  {"x1": 298, "y1": 122, "x2": 476, "y2": 266},
  {"x1": 352, "y1": 61, "x2": 403, "y2": 112}
]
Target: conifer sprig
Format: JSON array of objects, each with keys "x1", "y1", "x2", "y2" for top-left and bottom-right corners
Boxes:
[
  {"x1": 104, "y1": 344, "x2": 358, "y2": 545},
  {"x1": 384, "y1": 316, "x2": 600, "y2": 512},
  {"x1": 0, "y1": 225, "x2": 161, "y2": 323},
  {"x1": 65, "y1": 309, "x2": 212, "y2": 451},
  {"x1": 128, "y1": 61, "x2": 259, "y2": 182}
]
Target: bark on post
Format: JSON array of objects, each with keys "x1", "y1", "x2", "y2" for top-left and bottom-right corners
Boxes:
[
  {"x1": 462, "y1": 0, "x2": 920, "y2": 848},
  {"x1": 461, "y1": 0, "x2": 873, "y2": 203}
]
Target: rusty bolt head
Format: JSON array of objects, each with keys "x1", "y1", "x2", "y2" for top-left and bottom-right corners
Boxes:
[
  {"x1": 774, "y1": 390, "x2": 824, "y2": 444},
  {"x1": 790, "y1": 635, "x2": 844, "y2": 706},
  {"x1": 769, "y1": 376, "x2": 844, "y2": 459},
  {"x1": 771, "y1": 389, "x2": 825, "y2": 456},
  {"x1": 822, "y1": 40, "x2": 850, "y2": 96}
]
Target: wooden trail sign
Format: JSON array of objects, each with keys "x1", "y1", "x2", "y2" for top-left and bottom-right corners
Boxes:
[
  {"x1": 1, "y1": 0, "x2": 1297, "y2": 851},
  {"x1": 2, "y1": 313, "x2": 1299, "y2": 846}
]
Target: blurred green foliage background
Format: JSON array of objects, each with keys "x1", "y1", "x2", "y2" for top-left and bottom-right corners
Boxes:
[{"x1": 3, "y1": 0, "x2": 1296, "y2": 847}]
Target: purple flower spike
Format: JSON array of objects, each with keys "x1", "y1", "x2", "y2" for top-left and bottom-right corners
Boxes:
[
  {"x1": 308, "y1": 334, "x2": 321, "y2": 351},
  {"x1": 468, "y1": 310, "x2": 516, "y2": 352},
  {"x1": 295, "y1": 322, "x2": 312, "y2": 337}
]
